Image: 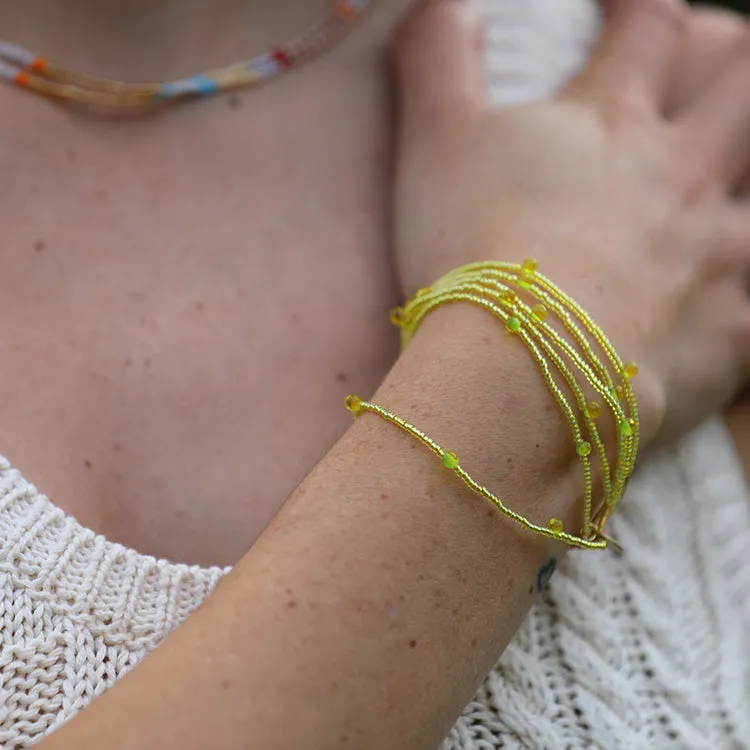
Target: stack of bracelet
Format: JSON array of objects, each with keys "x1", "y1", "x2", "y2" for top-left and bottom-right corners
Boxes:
[{"x1": 345, "y1": 260, "x2": 640, "y2": 551}]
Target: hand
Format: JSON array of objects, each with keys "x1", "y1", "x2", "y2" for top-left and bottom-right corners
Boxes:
[{"x1": 391, "y1": 0, "x2": 750, "y2": 448}]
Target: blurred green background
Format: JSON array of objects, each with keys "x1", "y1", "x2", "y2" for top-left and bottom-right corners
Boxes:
[{"x1": 694, "y1": 0, "x2": 747, "y2": 12}]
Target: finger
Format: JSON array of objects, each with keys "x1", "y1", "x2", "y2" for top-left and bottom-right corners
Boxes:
[
  {"x1": 678, "y1": 29, "x2": 750, "y2": 188},
  {"x1": 565, "y1": 0, "x2": 687, "y2": 116},
  {"x1": 392, "y1": 0, "x2": 486, "y2": 147},
  {"x1": 665, "y1": 7, "x2": 746, "y2": 118}
]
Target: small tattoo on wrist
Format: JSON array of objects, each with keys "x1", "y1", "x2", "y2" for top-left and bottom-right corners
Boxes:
[{"x1": 536, "y1": 557, "x2": 557, "y2": 592}]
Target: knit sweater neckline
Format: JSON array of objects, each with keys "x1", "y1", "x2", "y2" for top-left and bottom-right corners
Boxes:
[{"x1": 0, "y1": 456, "x2": 228, "y2": 647}]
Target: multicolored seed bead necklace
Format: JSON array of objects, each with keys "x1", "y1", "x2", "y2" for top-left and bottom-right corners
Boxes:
[
  {"x1": 0, "y1": 0, "x2": 371, "y2": 107},
  {"x1": 346, "y1": 260, "x2": 640, "y2": 551}
]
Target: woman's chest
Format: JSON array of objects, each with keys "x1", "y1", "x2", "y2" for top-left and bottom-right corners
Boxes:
[{"x1": 0, "y1": 76, "x2": 401, "y2": 567}]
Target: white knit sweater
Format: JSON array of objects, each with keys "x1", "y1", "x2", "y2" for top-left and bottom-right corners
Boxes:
[{"x1": 2, "y1": 2, "x2": 749, "y2": 748}]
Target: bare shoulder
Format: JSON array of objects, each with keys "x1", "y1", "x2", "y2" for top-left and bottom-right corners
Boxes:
[{"x1": 726, "y1": 393, "x2": 750, "y2": 484}]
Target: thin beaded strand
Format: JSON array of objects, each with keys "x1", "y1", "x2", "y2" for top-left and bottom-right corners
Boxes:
[
  {"x1": 0, "y1": 0, "x2": 371, "y2": 107},
  {"x1": 348, "y1": 260, "x2": 640, "y2": 551},
  {"x1": 345, "y1": 394, "x2": 607, "y2": 550}
]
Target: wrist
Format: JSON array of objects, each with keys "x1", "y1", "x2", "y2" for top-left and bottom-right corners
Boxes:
[
  {"x1": 397, "y1": 256, "x2": 666, "y2": 452},
  {"x1": 376, "y1": 267, "x2": 663, "y2": 544},
  {"x1": 374, "y1": 302, "x2": 594, "y2": 544}
]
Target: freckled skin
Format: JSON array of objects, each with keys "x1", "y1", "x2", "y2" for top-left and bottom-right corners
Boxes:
[{"x1": 0, "y1": 49, "x2": 401, "y2": 568}]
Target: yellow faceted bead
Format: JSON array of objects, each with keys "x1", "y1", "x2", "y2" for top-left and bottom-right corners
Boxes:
[
  {"x1": 624, "y1": 362, "x2": 639, "y2": 379},
  {"x1": 585, "y1": 401, "x2": 601, "y2": 420},
  {"x1": 390, "y1": 307, "x2": 405, "y2": 326},
  {"x1": 531, "y1": 304, "x2": 548, "y2": 321},
  {"x1": 614, "y1": 384, "x2": 625, "y2": 400},
  {"x1": 442, "y1": 451, "x2": 459, "y2": 469},
  {"x1": 577, "y1": 441, "x2": 592, "y2": 457},
  {"x1": 505, "y1": 317, "x2": 522, "y2": 333},
  {"x1": 522, "y1": 258, "x2": 539, "y2": 273},
  {"x1": 501, "y1": 290, "x2": 518, "y2": 305},
  {"x1": 548, "y1": 518, "x2": 564, "y2": 534},
  {"x1": 345, "y1": 395, "x2": 364, "y2": 417}
]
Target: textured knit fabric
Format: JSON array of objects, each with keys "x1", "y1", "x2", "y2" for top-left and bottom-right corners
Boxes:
[{"x1": 1, "y1": 1, "x2": 749, "y2": 748}]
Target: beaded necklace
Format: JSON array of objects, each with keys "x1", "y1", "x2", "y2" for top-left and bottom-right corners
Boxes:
[{"x1": 0, "y1": 0, "x2": 371, "y2": 107}]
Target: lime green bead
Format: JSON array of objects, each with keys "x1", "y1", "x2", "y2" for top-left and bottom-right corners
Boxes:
[
  {"x1": 517, "y1": 278, "x2": 533, "y2": 291},
  {"x1": 442, "y1": 451, "x2": 459, "y2": 469},
  {"x1": 620, "y1": 419, "x2": 633, "y2": 437},
  {"x1": 577, "y1": 441, "x2": 592, "y2": 457},
  {"x1": 548, "y1": 518, "x2": 564, "y2": 534},
  {"x1": 505, "y1": 317, "x2": 522, "y2": 333}
]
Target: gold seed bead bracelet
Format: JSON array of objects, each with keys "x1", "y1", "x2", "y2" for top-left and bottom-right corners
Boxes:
[{"x1": 345, "y1": 260, "x2": 640, "y2": 551}]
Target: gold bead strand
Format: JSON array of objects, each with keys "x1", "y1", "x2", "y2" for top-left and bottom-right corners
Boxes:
[{"x1": 344, "y1": 395, "x2": 608, "y2": 550}]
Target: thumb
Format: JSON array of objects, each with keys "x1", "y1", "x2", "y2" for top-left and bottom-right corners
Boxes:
[{"x1": 392, "y1": 0, "x2": 486, "y2": 145}]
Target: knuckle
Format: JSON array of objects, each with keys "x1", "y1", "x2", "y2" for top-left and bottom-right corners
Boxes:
[
  {"x1": 689, "y1": 6, "x2": 747, "y2": 44},
  {"x1": 670, "y1": 136, "x2": 721, "y2": 202},
  {"x1": 593, "y1": 85, "x2": 654, "y2": 130}
]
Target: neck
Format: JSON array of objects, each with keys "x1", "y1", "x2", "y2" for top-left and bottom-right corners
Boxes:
[{"x1": 0, "y1": 0, "x2": 403, "y2": 81}]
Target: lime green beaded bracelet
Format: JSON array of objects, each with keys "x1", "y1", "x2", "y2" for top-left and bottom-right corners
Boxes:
[{"x1": 345, "y1": 260, "x2": 639, "y2": 551}]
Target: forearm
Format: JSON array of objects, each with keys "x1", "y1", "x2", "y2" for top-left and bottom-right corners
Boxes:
[{"x1": 42, "y1": 303, "x2": 591, "y2": 750}]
